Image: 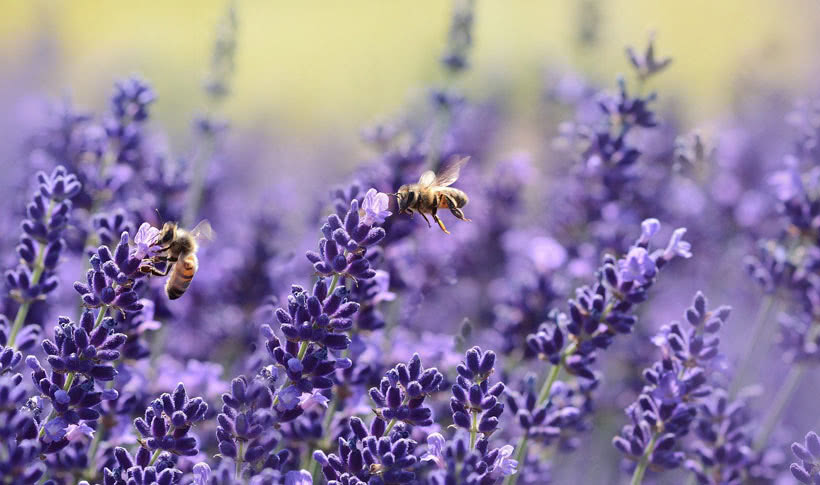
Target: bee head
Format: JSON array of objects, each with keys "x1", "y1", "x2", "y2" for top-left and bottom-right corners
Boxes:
[
  {"x1": 395, "y1": 186, "x2": 415, "y2": 214},
  {"x1": 158, "y1": 222, "x2": 178, "y2": 245}
]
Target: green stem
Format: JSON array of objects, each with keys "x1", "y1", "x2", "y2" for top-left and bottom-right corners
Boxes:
[
  {"x1": 149, "y1": 448, "x2": 162, "y2": 466},
  {"x1": 754, "y1": 364, "x2": 805, "y2": 450},
  {"x1": 537, "y1": 361, "x2": 562, "y2": 404},
  {"x1": 93, "y1": 307, "x2": 108, "y2": 328},
  {"x1": 505, "y1": 434, "x2": 528, "y2": 485},
  {"x1": 384, "y1": 418, "x2": 398, "y2": 434},
  {"x1": 630, "y1": 432, "x2": 659, "y2": 485},
  {"x1": 328, "y1": 274, "x2": 340, "y2": 294},
  {"x1": 730, "y1": 294, "x2": 775, "y2": 397},
  {"x1": 505, "y1": 345, "x2": 573, "y2": 485},
  {"x1": 8, "y1": 202, "x2": 56, "y2": 349},
  {"x1": 469, "y1": 409, "x2": 478, "y2": 450},
  {"x1": 236, "y1": 440, "x2": 245, "y2": 479},
  {"x1": 147, "y1": 423, "x2": 176, "y2": 466}
]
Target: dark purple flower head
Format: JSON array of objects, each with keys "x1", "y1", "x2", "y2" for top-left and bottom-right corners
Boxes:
[
  {"x1": 73, "y1": 232, "x2": 145, "y2": 315},
  {"x1": 306, "y1": 197, "x2": 387, "y2": 282},
  {"x1": 102, "y1": 446, "x2": 182, "y2": 485},
  {"x1": 275, "y1": 279, "x2": 359, "y2": 351},
  {"x1": 528, "y1": 219, "x2": 691, "y2": 382},
  {"x1": 506, "y1": 376, "x2": 583, "y2": 448},
  {"x1": 0, "y1": 373, "x2": 42, "y2": 482},
  {"x1": 6, "y1": 166, "x2": 80, "y2": 304},
  {"x1": 40, "y1": 311, "x2": 127, "y2": 380},
  {"x1": 451, "y1": 347, "x2": 505, "y2": 438},
  {"x1": 613, "y1": 292, "x2": 731, "y2": 479},
  {"x1": 216, "y1": 375, "x2": 290, "y2": 476},
  {"x1": 369, "y1": 353, "x2": 444, "y2": 427},
  {"x1": 110, "y1": 77, "x2": 156, "y2": 123},
  {"x1": 314, "y1": 416, "x2": 418, "y2": 485},
  {"x1": 652, "y1": 292, "x2": 731, "y2": 371},
  {"x1": 685, "y1": 390, "x2": 753, "y2": 485},
  {"x1": 133, "y1": 383, "x2": 207, "y2": 457},
  {"x1": 0, "y1": 315, "x2": 37, "y2": 373},
  {"x1": 27, "y1": 347, "x2": 120, "y2": 453},
  {"x1": 93, "y1": 209, "x2": 135, "y2": 248}
]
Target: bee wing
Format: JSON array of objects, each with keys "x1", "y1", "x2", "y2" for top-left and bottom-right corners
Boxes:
[
  {"x1": 190, "y1": 220, "x2": 215, "y2": 245},
  {"x1": 433, "y1": 156, "x2": 470, "y2": 187},
  {"x1": 418, "y1": 170, "x2": 436, "y2": 187}
]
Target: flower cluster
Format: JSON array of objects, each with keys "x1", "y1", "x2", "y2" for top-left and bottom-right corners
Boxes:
[
  {"x1": 369, "y1": 353, "x2": 443, "y2": 428},
  {"x1": 26, "y1": 310, "x2": 126, "y2": 452},
  {"x1": 526, "y1": 219, "x2": 692, "y2": 381},
  {"x1": 5, "y1": 166, "x2": 80, "y2": 323},
  {"x1": 274, "y1": 280, "x2": 359, "y2": 351},
  {"x1": 133, "y1": 383, "x2": 208, "y2": 457},
  {"x1": 421, "y1": 433, "x2": 517, "y2": 485},
  {"x1": 0, "y1": 373, "x2": 42, "y2": 481},
  {"x1": 684, "y1": 390, "x2": 753, "y2": 485},
  {"x1": 307, "y1": 195, "x2": 387, "y2": 282},
  {"x1": 613, "y1": 292, "x2": 731, "y2": 480},
  {"x1": 5, "y1": 6, "x2": 820, "y2": 485},
  {"x1": 314, "y1": 416, "x2": 419, "y2": 485},
  {"x1": 216, "y1": 375, "x2": 290, "y2": 476},
  {"x1": 74, "y1": 232, "x2": 146, "y2": 315},
  {"x1": 450, "y1": 347, "x2": 505, "y2": 440},
  {"x1": 101, "y1": 446, "x2": 182, "y2": 485}
]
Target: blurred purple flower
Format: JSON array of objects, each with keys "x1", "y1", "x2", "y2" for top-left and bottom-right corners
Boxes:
[
  {"x1": 65, "y1": 423, "x2": 95, "y2": 442},
  {"x1": 489, "y1": 445, "x2": 518, "y2": 479},
  {"x1": 618, "y1": 247, "x2": 657, "y2": 285},
  {"x1": 299, "y1": 390, "x2": 329, "y2": 413},
  {"x1": 421, "y1": 432, "x2": 447, "y2": 468},
  {"x1": 661, "y1": 228, "x2": 693, "y2": 260},
  {"x1": 277, "y1": 385, "x2": 301, "y2": 411},
  {"x1": 285, "y1": 470, "x2": 313, "y2": 485}
]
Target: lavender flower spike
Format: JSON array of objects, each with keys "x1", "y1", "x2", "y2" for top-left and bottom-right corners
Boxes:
[{"x1": 791, "y1": 431, "x2": 820, "y2": 484}]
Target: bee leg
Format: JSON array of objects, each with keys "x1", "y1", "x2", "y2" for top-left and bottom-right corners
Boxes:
[
  {"x1": 431, "y1": 205, "x2": 450, "y2": 234},
  {"x1": 445, "y1": 195, "x2": 471, "y2": 222},
  {"x1": 433, "y1": 214, "x2": 450, "y2": 234},
  {"x1": 419, "y1": 211, "x2": 432, "y2": 228},
  {"x1": 140, "y1": 263, "x2": 171, "y2": 277},
  {"x1": 450, "y1": 207, "x2": 470, "y2": 222}
]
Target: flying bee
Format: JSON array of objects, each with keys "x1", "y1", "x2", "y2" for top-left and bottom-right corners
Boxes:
[
  {"x1": 139, "y1": 220, "x2": 214, "y2": 300},
  {"x1": 395, "y1": 156, "x2": 471, "y2": 234}
]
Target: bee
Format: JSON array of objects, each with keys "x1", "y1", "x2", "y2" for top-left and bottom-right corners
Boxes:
[
  {"x1": 139, "y1": 220, "x2": 214, "y2": 300},
  {"x1": 395, "y1": 156, "x2": 471, "y2": 234}
]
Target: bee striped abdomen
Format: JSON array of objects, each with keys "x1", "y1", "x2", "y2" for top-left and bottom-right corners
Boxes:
[
  {"x1": 166, "y1": 254, "x2": 198, "y2": 300},
  {"x1": 437, "y1": 189, "x2": 468, "y2": 208}
]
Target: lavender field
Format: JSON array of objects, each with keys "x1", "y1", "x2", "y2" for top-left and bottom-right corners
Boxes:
[{"x1": 2, "y1": 1, "x2": 820, "y2": 484}]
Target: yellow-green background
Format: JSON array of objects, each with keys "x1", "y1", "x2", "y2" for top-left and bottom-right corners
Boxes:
[{"x1": 1, "y1": 0, "x2": 818, "y2": 151}]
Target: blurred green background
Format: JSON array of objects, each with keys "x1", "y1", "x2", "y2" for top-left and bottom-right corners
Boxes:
[{"x1": 2, "y1": 0, "x2": 819, "y2": 155}]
